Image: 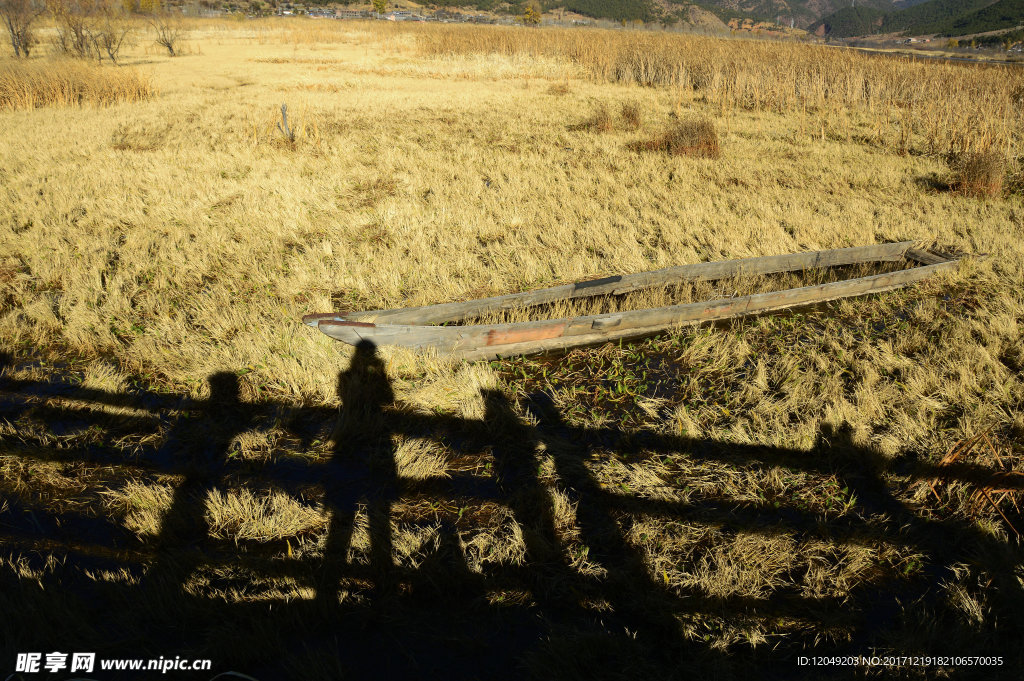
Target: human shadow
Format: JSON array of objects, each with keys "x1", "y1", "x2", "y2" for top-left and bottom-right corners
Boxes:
[
  {"x1": 318, "y1": 340, "x2": 400, "y2": 604},
  {"x1": 484, "y1": 390, "x2": 688, "y2": 655},
  {"x1": 1, "y1": 345, "x2": 1022, "y2": 680},
  {"x1": 143, "y1": 372, "x2": 250, "y2": 596}
]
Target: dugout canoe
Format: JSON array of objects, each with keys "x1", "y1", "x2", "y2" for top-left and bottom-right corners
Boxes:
[{"x1": 302, "y1": 242, "x2": 960, "y2": 360}]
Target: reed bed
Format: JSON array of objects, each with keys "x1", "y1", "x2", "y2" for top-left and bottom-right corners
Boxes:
[
  {"x1": 414, "y1": 24, "x2": 1024, "y2": 156},
  {"x1": 0, "y1": 59, "x2": 154, "y2": 111}
]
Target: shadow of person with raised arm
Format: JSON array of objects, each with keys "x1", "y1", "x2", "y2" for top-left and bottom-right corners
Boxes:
[
  {"x1": 144, "y1": 372, "x2": 250, "y2": 596},
  {"x1": 318, "y1": 340, "x2": 400, "y2": 606},
  {"x1": 482, "y1": 389, "x2": 582, "y2": 609},
  {"x1": 522, "y1": 392, "x2": 692, "y2": 669}
]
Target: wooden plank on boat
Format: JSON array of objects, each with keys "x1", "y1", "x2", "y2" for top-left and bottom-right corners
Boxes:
[
  {"x1": 462, "y1": 258, "x2": 958, "y2": 359},
  {"x1": 905, "y1": 248, "x2": 951, "y2": 266},
  {"x1": 345, "y1": 241, "x2": 915, "y2": 325},
  {"x1": 311, "y1": 256, "x2": 959, "y2": 357}
]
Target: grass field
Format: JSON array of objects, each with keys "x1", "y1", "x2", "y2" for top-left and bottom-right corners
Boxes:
[{"x1": 2, "y1": 18, "x2": 1023, "y2": 680}]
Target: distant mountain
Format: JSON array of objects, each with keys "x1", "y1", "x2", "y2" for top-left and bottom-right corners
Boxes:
[
  {"x1": 813, "y1": 6, "x2": 888, "y2": 36},
  {"x1": 695, "y1": 0, "x2": 895, "y2": 27},
  {"x1": 549, "y1": 0, "x2": 901, "y2": 27},
  {"x1": 887, "y1": 0, "x2": 995, "y2": 33},
  {"x1": 533, "y1": 0, "x2": 811, "y2": 25},
  {"x1": 940, "y1": 0, "x2": 1024, "y2": 35},
  {"x1": 433, "y1": 0, "x2": 969, "y2": 29},
  {"x1": 560, "y1": 0, "x2": 660, "y2": 21},
  {"x1": 814, "y1": 0, "x2": 1024, "y2": 37}
]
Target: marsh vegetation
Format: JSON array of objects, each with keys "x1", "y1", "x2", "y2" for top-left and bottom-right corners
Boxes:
[{"x1": 1, "y1": 16, "x2": 1022, "y2": 680}]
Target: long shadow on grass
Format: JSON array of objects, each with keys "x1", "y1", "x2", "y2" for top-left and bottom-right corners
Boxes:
[
  {"x1": 141, "y1": 372, "x2": 249, "y2": 599},
  {"x1": 318, "y1": 341, "x2": 401, "y2": 602},
  {"x1": 0, "y1": 348, "x2": 1022, "y2": 680}
]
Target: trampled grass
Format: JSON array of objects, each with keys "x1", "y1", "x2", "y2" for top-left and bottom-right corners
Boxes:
[{"x1": 1, "y1": 17, "x2": 1022, "y2": 681}]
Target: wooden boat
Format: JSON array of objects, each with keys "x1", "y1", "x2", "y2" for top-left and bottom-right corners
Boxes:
[{"x1": 302, "y1": 242, "x2": 960, "y2": 361}]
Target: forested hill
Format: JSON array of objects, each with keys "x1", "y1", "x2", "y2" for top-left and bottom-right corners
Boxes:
[
  {"x1": 409, "y1": 0, "x2": 695, "y2": 24},
  {"x1": 940, "y1": 0, "x2": 1024, "y2": 35},
  {"x1": 423, "y1": 0, "x2": 901, "y2": 28},
  {"x1": 815, "y1": 0, "x2": 1024, "y2": 37},
  {"x1": 554, "y1": 0, "x2": 747, "y2": 24},
  {"x1": 676, "y1": 0, "x2": 895, "y2": 28},
  {"x1": 561, "y1": 0, "x2": 660, "y2": 22},
  {"x1": 542, "y1": 0, "x2": 777, "y2": 24}
]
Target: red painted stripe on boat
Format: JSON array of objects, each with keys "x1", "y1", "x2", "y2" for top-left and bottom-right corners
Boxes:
[{"x1": 486, "y1": 323, "x2": 566, "y2": 346}]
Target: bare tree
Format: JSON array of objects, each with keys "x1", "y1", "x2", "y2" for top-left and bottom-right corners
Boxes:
[
  {"x1": 148, "y1": 7, "x2": 184, "y2": 57},
  {"x1": 47, "y1": 0, "x2": 134, "y2": 63},
  {"x1": 49, "y1": 0, "x2": 101, "y2": 60},
  {"x1": 1, "y1": 0, "x2": 45, "y2": 57},
  {"x1": 94, "y1": 2, "x2": 133, "y2": 63}
]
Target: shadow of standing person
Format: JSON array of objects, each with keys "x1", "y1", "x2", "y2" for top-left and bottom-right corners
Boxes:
[
  {"x1": 318, "y1": 340, "x2": 400, "y2": 606},
  {"x1": 145, "y1": 372, "x2": 248, "y2": 595}
]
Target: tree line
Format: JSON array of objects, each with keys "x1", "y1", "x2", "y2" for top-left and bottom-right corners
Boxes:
[{"x1": 1, "y1": 0, "x2": 185, "y2": 60}]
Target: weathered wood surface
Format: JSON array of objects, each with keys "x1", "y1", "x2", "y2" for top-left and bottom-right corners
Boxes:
[
  {"x1": 462, "y1": 257, "x2": 958, "y2": 360},
  {"x1": 310, "y1": 251, "x2": 959, "y2": 358},
  {"x1": 905, "y1": 248, "x2": 951, "y2": 266},
  {"x1": 336, "y1": 241, "x2": 916, "y2": 325}
]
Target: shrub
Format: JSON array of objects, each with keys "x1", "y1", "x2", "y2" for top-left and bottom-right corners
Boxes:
[
  {"x1": 523, "y1": 4, "x2": 541, "y2": 26},
  {"x1": 1005, "y1": 158, "x2": 1024, "y2": 195},
  {"x1": 630, "y1": 118, "x2": 720, "y2": 158},
  {"x1": 94, "y1": 10, "x2": 134, "y2": 64},
  {"x1": 0, "y1": 59, "x2": 154, "y2": 110},
  {"x1": 546, "y1": 81, "x2": 570, "y2": 96},
  {"x1": 110, "y1": 121, "x2": 166, "y2": 151},
  {"x1": 953, "y1": 150, "x2": 1005, "y2": 198},
  {"x1": 571, "y1": 104, "x2": 614, "y2": 133},
  {"x1": 50, "y1": 0, "x2": 99, "y2": 60},
  {"x1": 619, "y1": 100, "x2": 642, "y2": 130}
]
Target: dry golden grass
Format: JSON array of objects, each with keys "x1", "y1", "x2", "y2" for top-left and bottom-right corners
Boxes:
[
  {"x1": 415, "y1": 24, "x2": 1024, "y2": 157},
  {"x1": 0, "y1": 19, "x2": 1020, "y2": 449},
  {"x1": 1, "y1": 17, "x2": 1023, "y2": 679},
  {"x1": 0, "y1": 59, "x2": 154, "y2": 111},
  {"x1": 953, "y1": 150, "x2": 1006, "y2": 198},
  {"x1": 204, "y1": 488, "x2": 327, "y2": 542},
  {"x1": 619, "y1": 99, "x2": 642, "y2": 130},
  {"x1": 630, "y1": 117, "x2": 721, "y2": 158}
]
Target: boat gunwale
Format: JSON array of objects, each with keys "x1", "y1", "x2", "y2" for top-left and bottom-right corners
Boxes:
[
  {"x1": 305, "y1": 244, "x2": 961, "y2": 358},
  {"x1": 312, "y1": 241, "x2": 919, "y2": 327}
]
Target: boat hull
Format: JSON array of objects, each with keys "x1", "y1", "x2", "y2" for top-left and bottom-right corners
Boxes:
[{"x1": 302, "y1": 243, "x2": 961, "y2": 360}]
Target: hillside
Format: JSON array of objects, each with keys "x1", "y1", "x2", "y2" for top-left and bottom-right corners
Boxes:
[
  {"x1": 727, "y1": 0, "x2": 895, "y2": 26},
  {"x1": 815, "y1": 0, "x2": 1024, "y2": 37},
  {"x1": 554, "y1": 0, "x2": 731, "y2": 26},
  {"x1": 941, "y1": 0, "x2": 1024, "y2": 35},
  {"x1": 675, "y1": 0, "x2": 898, "y2": 27},
  {"x1": 813, "y1": 6, "x2": 887, "y2": 36},
  {"x1": 383, "y1": 0, "x2": 733, "y2": 24},
  {"x1": 891, "y1": 0, "x2": 996, "y2": 32},
  {"x1": 559, "y1": 0, "x2": 660, "y2": 21},
  {"x1": 424, "y1": 0, "x2": 899, "y2": 27}
]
